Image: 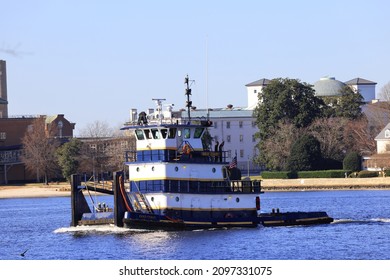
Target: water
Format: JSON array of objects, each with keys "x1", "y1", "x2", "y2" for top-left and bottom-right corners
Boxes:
[{"x1": 1, "y1": 190, "x2": 390, "y2": 260}]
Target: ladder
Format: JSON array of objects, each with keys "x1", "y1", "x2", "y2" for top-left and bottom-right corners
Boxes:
[{"x1": 129, "y1": 192, "x2": 154, "y2": 214}]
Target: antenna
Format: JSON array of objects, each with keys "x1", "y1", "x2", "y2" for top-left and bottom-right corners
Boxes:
[
  {"x1": 184, "y1": 75, "x2": 194, "y2": 122},
  {"x1": 206, "y1": 35, "x2": 209, "y2": 120}
]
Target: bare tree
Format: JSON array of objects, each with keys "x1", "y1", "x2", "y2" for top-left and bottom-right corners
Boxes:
[
  {"x1": 78, "y1": 121, "x2": 113, "y2": 180},
  {"x1": 367, "y1": 153, "x2": 390, "y2": 175},
  {"x1": 308, "y1": 117, "x2": 349, "y2": 162},
  {"x1": 379, "y1": 81, "x2": 390, "y2": 101},
  {"x1": 21, "y1": 118, "x2": 60, "y2": 184},
  {"x1": 257, "y1": 121, "x2": 301, "y2": 170},
  {"x1": 78, "y1": 121, "x2": 135, "y2": 180},
  {"x1": 105, "y1": 135, "x2": 136, "y2": 171},
  {"x1": 79, "y1": 120, "x2": 114, "y2": 139},
  {"x1": 343, "y1": 117, "x2": 377, "y2": 156}
]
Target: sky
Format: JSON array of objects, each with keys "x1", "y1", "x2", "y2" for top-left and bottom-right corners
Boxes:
[{"x1": 1, "y1": 0, "x2": 390, "y2": 135}]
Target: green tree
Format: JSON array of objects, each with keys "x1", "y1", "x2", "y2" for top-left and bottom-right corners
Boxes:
[
  {"x1": 56, "y1": 138, "x2": 83, "y2": 181},
  {"x1": 343, "y1": 152, "x2": 362, "y2": 172},
  {"x1": 322, "y1": 86, "x2": 364, "y2": 119},
  {"x1": 253, "y1": 78, "x2": 325, "y2": 168},
  {"x1": 287, "y1": 134, "x2": 322, "y2": 171},
  {"x1": 253, "y1": 78, "x2": 325, "y2": 141}
]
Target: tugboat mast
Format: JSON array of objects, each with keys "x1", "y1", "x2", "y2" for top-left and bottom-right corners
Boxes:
[{"x1": 184, "y1": 75, "x2": 193, "y2": 123}]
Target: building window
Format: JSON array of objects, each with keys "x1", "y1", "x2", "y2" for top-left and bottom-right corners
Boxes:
[
  {"x1": 0, "y1": 132, "x2": 6, "y2": 140},
  {"x1": 386, "y1": 144, "x2": 390, "y2": 152},
  {"x1": 214, "y1": 121, "x2": 218, "y2": 128},
  {"x1": 226, "y1": 121, "x2": 230, "y2": 129},
  {"x1": 386, "y1": 129, "x2": 390, "y2": 138},
  {"x1": 252, "y1": 134, "x2": 256, "y2": 142},
  {"x1": 227, "y1": 150, "x2": 232, "y2": 158},
  {"x1": 254, "y1": 89, "x2": 257, "y2": 93},
  {"x1": 239, "y1": 135, "x2": 243, "y2": 142},
  {"x1": 227, "y1": 135, "x2": 231, "y2": 143},
  {"x1": 239, "y1": 121, "x2": 243, "y2": 128},
  {"x1": 252, "y1": 121, "x2": 256, "y2": 128},
  {"x1": 240, "y1": 149, "x2": 244, "y2": 158}
]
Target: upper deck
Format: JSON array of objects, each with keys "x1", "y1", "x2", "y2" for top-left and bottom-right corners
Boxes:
[{"x1": 122, "y1": 118, "x2": 228, "y2": 164}]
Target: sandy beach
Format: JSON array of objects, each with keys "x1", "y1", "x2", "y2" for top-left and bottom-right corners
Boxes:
[
  {"x1": 0, "y1": 183, "x2": 72, "y2": 199},
  {"x1": 1, "y1": 177, "x2": 390, "y2": 199}
]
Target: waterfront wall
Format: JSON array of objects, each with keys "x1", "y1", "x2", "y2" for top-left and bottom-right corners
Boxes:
[{"x1": 262, "y1": 177, "x2": 390, "y2": 191}]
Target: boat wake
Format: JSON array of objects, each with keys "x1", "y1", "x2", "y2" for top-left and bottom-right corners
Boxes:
[
  {"x1": 54, "y1": 224, "x2": 152, "y2": 234},
  {"x1": 332, "y1": 218, "x2": 390, "y2": 225}
]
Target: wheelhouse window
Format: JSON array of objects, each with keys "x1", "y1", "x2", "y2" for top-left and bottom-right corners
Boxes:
[
  {"x1": 194, "y1": 128, "x2": 204, "y2": 138},
  {"x1": 184, "y1": 128, "x2": 191, "y2": 139},
  {"x1": 135, "y1": 129, "x2": 145, "y2": 140},
  {"x1": 161, "y1": 128, "x2": 168, "y2": 139},
  {"x1": 168, "y1": 128, "x2": 177, "y2": 138},
  {"x1": 144, "y1": 129, "x2": 152, "y2": 139},
  {"x1": 151, "y1": 128, "x2": 160, "y2": 139}
]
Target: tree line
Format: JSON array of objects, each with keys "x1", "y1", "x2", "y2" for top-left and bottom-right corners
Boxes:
[
  {"x1": 253, "y1": 78, "x2": 389, "y2": 171},
  {"x1": 21, "y1": 119, "x2": 135, "y2": 184}
]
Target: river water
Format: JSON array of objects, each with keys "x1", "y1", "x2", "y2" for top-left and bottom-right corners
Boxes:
[{"x1": 1, "y1": 190, "x2": 389, "y2": 260}]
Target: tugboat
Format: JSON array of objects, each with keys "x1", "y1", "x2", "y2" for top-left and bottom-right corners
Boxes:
[
  {"x1": 71, "y1": 75, "x2": 333, "y2": 229},
  {"x1": 118, "y1": 75, "x2": 262, "y2": 229}
]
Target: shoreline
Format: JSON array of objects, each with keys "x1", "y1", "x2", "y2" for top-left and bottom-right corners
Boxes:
[{"x1": 1, "y1": 177, "x2": 390, "y2": 199}]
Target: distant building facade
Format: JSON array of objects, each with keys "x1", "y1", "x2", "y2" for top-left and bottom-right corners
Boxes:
[
  {"x1": 361, "y1": 122, "x2": 390, "y2": 171},
  {"x1": 313, "y1": 76, "x2": 377, "y2": 103},
  {"x1": 0, "y1": 60, "x2": 75, "y2": 184},
  {"x1": 0, "y1": 115, "x2": 75, "y2": 183}
]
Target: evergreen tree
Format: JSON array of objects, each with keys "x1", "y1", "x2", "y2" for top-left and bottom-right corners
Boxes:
[
  {"x1": 343, "y1": 152, "x2": 362, "y2": 172},
  {"x1": 56, "y1": 138, "x2": 82, "y2": 181},
  {"x1": 287, "y1": 134, "x2": 322, "y2": 171},
  {"x1": 322, "y1": 86, "x2": 364, "y2": 119},
  {"x1": 253, "y1": 78, "x2": 325, "y2": 168}
]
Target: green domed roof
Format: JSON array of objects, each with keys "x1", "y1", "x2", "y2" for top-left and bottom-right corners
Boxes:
[{"x1": 314, "y1": 77, "x2": 346, "y2": 97}]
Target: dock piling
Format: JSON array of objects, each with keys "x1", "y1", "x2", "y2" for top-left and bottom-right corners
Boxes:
[{"x1": 71, "y1": 174, "x2": 91, "y2": 226}]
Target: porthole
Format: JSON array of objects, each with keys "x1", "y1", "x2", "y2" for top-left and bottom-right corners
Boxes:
[
  {"x1": 212, "y1": 168, "x2": 216, "y2": 173},
  {"x1": 175, "y1": 197, "x2": 180, "y2": 202},
  {"x1": 136, "y1": 167, "x2": 140, "y2": 172},
  {"x1": 151, "y1": 197, "x2": 154, "y2": 202},
  {"x1": 236, "y1": 197, "x2": 240, "y2": 203},
  {"x1": 175, "y1": 166, "x2": 179, "y2": 172},
  {"x1": 151, "y1": 166, "x2": 155, "y2": 171}
]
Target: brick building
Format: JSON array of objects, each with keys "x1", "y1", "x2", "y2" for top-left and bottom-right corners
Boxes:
[
  {"x1": 0, "y1": 115, "x2": 75, "y2": 183},
  {"x1": 0, "y1": 60, "x2": 75, "y2": 183}
]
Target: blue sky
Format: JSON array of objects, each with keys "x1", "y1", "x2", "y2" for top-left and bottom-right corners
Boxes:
[{"x1": 1, "y1": 0, "x2": 389, "y2": 135}]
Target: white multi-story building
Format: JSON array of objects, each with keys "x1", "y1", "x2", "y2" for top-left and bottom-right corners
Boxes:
[{"x1": 189, "y1": 107, "x2": 260, "y2": 174}]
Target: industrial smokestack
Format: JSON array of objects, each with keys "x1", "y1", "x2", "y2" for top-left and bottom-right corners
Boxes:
[{"x1": 0, "y1": 60, "x2": 8, "y2": 118}]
